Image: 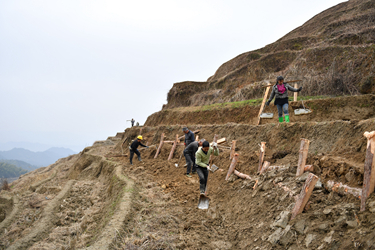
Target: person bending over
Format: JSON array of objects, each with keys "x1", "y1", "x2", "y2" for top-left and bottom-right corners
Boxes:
[
  {"x1": 129, "y1": 135, "x2": 148, "y2": 165},
  {"x1": 195, "y1": 141, "x2": 219, "y2": 195}
]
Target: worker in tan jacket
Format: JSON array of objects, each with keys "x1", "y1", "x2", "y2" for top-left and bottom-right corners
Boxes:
[{"x1": 195, "y1": 141, "x2": 219, "y2": 195}]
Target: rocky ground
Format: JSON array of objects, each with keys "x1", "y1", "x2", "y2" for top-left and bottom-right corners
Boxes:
[{"x1": 1, "y1": 95, "x2": 375, "y2": 249}]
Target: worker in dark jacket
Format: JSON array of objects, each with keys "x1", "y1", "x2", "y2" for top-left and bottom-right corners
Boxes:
[
  {"x1": 129, "y1": 135, "x2": 148, "y2": 165},
  {"x1": 183, "y1": 127, "x2": 195, "y2": 146},
  {"x1": 266, "y1": 76, "x2": 302, "y2": 123},
  {"x1": 184, "y1": 139, "x2": 205, "y2": 178}
]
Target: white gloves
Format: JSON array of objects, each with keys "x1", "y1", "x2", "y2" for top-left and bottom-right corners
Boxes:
[{"x1": 212, "y1": 142, "x2": 218, "y2": 148}]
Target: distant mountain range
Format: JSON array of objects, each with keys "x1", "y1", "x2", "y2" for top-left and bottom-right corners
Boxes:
[{"x1": 0, "y1": 147, "x2": 77, "y2": 167}]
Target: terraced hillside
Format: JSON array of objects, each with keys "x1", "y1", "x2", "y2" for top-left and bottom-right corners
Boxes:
[
  {"x1": 1, "y1": 94, "x2": 375, "y2": 249},
  {"x1": 164, "y1": 0, "x2": 375, "y2": 109},
  {"x1": 2, "y1": 0, "x2": 375, "y2": 249}
]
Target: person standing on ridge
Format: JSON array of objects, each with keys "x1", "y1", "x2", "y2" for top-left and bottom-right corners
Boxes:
[
  {"x1": 184, "y1": 139, "x2": 205, "y2": 178},
  {"x1": 131, "y1": 118, "x2": 135, "y2": 127},
  {"x1": 195, "y1": 141, "x2": 219, "y2": 195},
  {"x1": 266, "y1": 76, "x2": 302, "y2": 123},
  {"x1": 183, "y1": 127, "x2": 195, "y2": 147},
  {"x1": 129, "y1": 135, "x2": 148, "y2": 165}
]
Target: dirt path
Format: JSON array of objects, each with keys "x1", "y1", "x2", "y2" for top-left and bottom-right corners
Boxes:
[{"x1": 82, "y1": 164, "x2": 134, "y2": 250}]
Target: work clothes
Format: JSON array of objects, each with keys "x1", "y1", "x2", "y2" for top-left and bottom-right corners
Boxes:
[
  {"x1": 195, "y1": 147, "x2": 219, "y2": 193},
  {"x1": 131, "y1": 119, "x2": 135, "y2": 127},
  {"x1": 267, "y1": 83, "x2": 300, "y2": 118},
  {"x1": 184, "y1": 141, "x2": 199, "y2": 174},
  {"x1": 267, "y1": 83, "x2": 299, "y2": 104},
  {"x1": 184, "y1": 130, "x2": 195, "y2": 146},
  {"x1": 196, "y1": 166, "x2": 209, "y2": 193},
  {"x1": 276, "y1": 103, "x2": 289, "y2": 118},
  {"x1": 195, "y1": 147, "x2": 219, "y2": 168},
  {"x1": 129, "y1": 139, "x2": 146, "y2": 164}
]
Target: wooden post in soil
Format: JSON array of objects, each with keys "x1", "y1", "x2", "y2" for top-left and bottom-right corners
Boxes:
[
  {"x1": 168, "y1": 134, "x2": 179, "y2": 161},
  {"x1": 256, "y1": 86, "x2": 271, "y2": 125},
  {"x1": 226, "y1": 153, "x2": 239, "y2": 181},
  {"x1": 290, "y1": 173, "x2": 319, "y2": 220},
  {"x1": 260, "y1": 161, "x2": 270, "y2": 174},
  {"x1": 294, "y1": 84, "x2": 298, "y2": 102},
  {"x1": 258, "y1": 142, "x2": 266, "y2": 172},
  {"x1": 154, "y1": 133, "x2": 165, "y2": 159},
  {"x1": 196, "y1": 135, "x2": 199, "y2": 141},
  {"x1": 361, "y1": 131, "x2": 375, "y2": 211},
  {"x1": 296, "y1": 139, "x2": 310, "y2": 176},
  {"x1": 230, "y1": 140, "x2": 236, "y2": 160}
]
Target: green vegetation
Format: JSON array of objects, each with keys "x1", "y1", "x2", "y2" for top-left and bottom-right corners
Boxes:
[{"x1": 0, "y1": 162, "x2": 28, "y2": 178}]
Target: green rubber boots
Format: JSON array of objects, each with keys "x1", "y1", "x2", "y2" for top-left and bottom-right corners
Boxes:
[{"x1": 279, "y1": 115, "x2": 290, "y2": 123}]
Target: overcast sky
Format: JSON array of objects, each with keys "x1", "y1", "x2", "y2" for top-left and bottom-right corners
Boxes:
[{"x1": 0, "y1": 0, "x2": 345, "y2": 152}]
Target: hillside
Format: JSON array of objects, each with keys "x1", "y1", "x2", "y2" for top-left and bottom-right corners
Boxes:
[
  {"x1": 163, "y1": 0, "x2": 375, "y2": 110},
  {"x1": 2, "y1": 1, "x2": 375, "y2": 250},
  {"x1": 0, "y1": 162, "x2": 28, "y2": 179},
  {"x1": 0, "y1": 147, "x2": 77, "y2": 167}
]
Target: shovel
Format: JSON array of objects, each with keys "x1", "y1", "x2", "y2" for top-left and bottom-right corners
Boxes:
[
  {"x1": 294, "y1": 99, "x2": 312, "y2": 116},
  {"x1": 198, "y1": 171, "x2": 210, "y2": 210},
  {"x1": 175, "y1": 151, "x2": 184, "y2": 167}
]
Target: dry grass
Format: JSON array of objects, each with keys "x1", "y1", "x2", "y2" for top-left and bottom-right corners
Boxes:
[{"x1": 1, "y1": 178, "x2": 10, "y2": 191}]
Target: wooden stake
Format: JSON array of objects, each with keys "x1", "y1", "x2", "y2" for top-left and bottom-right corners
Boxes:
[
  {"x1": 230, "y1": 140, "x2": 236, "y2": 160},
  {"x1": 168, "y1": 134, "x2": 179, "y2": 161},
  {"x1": 154, "y1": 133, "x2": 165, "y2": 159},
  {"x1": 234, "y1": 170, "x2": 251, "y2": 180},
  {"x1": 226, "y1": 153, "x2": 239, "y2": 181},
  {"x1": 296, "y1": 139, "x2": 310, "y2": 176},
  {"x1": 195, "y1": 135, "x2": 199, "y2": 141},
  {"x1": 260, "y1": 161, "x2": 270, "y2": 174},
  {"x1": 294, "y1": 84, "x2": 298, "y2": 102},
  {"x1": 291, "y1": 173, "x2": 319, "y2": 220},
  {"x1": 304, "y1": 165, "x2": 314, "y2": 172},
  {"x1": 256, "y1": 86, "x2": 271, "y2": 125},
  {"x1": 326, "y1": 180, "x2": 362, "y2": 199},
  {"x1": 361, "y1": 131, "x2": 375, "y2": 211},
  {"x1": 217, "y1": 138, "x2": 226, "y2": 144},
  {"x1": 258, "y1": 142, "x2": 266, "y2": 172}
]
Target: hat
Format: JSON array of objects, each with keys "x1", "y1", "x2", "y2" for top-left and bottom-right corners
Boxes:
[
  {"x1": 202, "y1": 141, "x2": 210, "y2": 147},
  {"x1": 182, "y1": 127, "x2": 188, "y2": 131}
]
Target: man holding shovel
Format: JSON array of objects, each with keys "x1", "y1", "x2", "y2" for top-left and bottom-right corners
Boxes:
[
  {"x1": 129, "y1": 135, "x2": 148, "y2": 165},
  {"x1": 195, "y1": 141, "x2": 219, "y2": 195},
  {"x1": 184, "y1": 139, "x2": 205, "y2": 178}
]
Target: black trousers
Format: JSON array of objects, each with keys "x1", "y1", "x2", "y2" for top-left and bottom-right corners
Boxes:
[
  {"x1": 196, "y1": 166, "x2": 209, "y2": 193},
  {"x1": 129, "y1": 149, "x2": 140, "y2": 164},
  {"x1": 184, "y1": 151, "x2": 196, "y2": 174}
]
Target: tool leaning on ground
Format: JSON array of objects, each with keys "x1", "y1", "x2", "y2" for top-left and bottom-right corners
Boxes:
[{"x1": 175, "y1": 151, "x2": 184, "y2": 167}]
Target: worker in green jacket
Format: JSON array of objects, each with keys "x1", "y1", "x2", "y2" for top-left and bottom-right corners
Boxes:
[{"x1": 195, "y1": 141, "x2": 219, "y2": 195}]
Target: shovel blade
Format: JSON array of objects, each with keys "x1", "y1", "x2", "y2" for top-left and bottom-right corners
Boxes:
[
  {"x1": 198, "y1": 194, "x2": 210, "y2": 209},
  {"x1": 210, "y1": 164, "x2": 219, "y2": 173}
]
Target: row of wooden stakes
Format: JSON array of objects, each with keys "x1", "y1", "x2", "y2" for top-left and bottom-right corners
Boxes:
[
  {"x1": 145, "y1": 128, "x2": 375, "y2": 217},
  {"x1": 224, "y1": 131, "x2": 375, "y2": 220}
]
